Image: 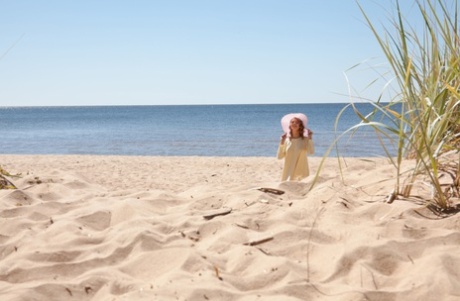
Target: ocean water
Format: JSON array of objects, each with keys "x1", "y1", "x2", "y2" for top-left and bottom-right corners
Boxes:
[{"x1": 0, "y1": 103, "x2": 397, "y2": 157}]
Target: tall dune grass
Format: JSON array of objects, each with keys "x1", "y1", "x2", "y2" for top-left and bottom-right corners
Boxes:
[
  {"x1": 354, "y1": 0, "x2": 460, "y2": 210},
  {"x1": 317, "y1": 0, "x2": 460, "y2": 211}
]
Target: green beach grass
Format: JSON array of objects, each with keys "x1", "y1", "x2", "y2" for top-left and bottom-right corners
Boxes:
[
  {"x1": 315, "y1": 0, "x2": 459, "y2": 213},
  {"x1": 356, "y1": 0, "x2": 459, "y2": 211}
]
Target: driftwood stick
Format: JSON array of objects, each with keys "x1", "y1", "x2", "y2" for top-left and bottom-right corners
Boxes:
[
  {"x1": 203, "y1": 207, "x2": 232, "y2": 220},
  {"x1": 386, "y1": 189, "x2": 397, "y2": 204},
  {"x1": 243, "y1": 237, "x2": 274, "y2": 246},
  {"x1": 257, "y1": 187, "x2": 285, "y2": 195}
]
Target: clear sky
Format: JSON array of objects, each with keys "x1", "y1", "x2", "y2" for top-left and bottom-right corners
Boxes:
[{"x1": 0, "y1": 1, "x2": 416, "y2": 106}]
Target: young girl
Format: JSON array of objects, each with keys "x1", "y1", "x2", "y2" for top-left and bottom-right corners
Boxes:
[{"x1": 277, "y1": 113, "x2": 314, "y2": 181}]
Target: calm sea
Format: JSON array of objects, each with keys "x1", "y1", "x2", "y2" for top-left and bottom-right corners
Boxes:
[{"x1": 0, "y1": 103, "x2": 397, "y2": 157}]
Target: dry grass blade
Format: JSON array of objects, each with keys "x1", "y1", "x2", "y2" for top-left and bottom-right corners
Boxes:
[
  {"x1": 0, "y1": 175, "x2": 17, "y2": 190},
  {"x1": 0, "y1": 166, "x2": 19, "y2": 189}
]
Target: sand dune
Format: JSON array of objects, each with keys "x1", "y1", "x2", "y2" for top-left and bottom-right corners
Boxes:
[{"x1": 0, "y1": 155, "x2": 459, "y2": 301}]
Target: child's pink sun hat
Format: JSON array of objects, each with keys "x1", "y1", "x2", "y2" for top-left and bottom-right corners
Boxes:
[{"x1": 281, "y1": 113, "x2": 309, "y2": 138}]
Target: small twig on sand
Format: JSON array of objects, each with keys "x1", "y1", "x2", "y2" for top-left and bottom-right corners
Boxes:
[
  {"x1": 203, "y1": 207, "x2": 232, "y2": 220},
  {"x1": 213, "y1": 266, "x2": 223, "y2": 281},
  {"x1": 257, "y1": 187, "x2": 285, "y2": 195},
  {"x1": 243, "y1": 237, "x2": 274, "y2": 246},
  {"x1": 386, "y1": 189, "x2": 397, "y2": 204},
  {"x1": 256, "y1": 247, "x2": 271, "y2": 255}
]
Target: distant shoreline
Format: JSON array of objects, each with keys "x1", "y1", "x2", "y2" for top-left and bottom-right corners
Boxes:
[{"x1": 0, "y1": 101, "x2": 393, "y2": 109}]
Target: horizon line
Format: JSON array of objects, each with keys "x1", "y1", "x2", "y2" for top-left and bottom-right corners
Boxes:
[{"x1": 0, "y1": 101, "x2": 386, "y2": 108}]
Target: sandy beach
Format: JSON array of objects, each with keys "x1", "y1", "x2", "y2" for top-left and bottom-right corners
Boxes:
[{"x1": 1, "y1": 154, "x2": 459, "y2": 301}]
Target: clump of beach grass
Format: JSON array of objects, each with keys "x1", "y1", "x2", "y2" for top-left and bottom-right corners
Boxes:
[
  {"x1": 313, "y1": 0, "x2": 459, "y2": 214},
  {"x1": 345, "y1": 0, "x2": 460, "y2": 213},
  {"x1": 0, "y1": 165, "x2": 19, "y2": 189}
]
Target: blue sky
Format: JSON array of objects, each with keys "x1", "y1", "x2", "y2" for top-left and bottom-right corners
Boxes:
[{"x1": 0, "y1": 1, "x2": 415, "y2": 106}]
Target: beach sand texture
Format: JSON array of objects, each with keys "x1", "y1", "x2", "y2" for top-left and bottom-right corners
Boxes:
[{"x1": 1, "y1": 155, "x2": 459, "y2": 301}]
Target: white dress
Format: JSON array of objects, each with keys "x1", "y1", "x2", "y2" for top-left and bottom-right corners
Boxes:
[{"x1": 277, "y1": 137, "x2": 315, "y2": 181}]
